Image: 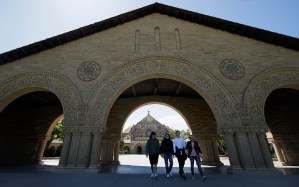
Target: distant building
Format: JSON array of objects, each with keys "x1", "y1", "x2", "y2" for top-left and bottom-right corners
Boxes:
[{"x1": 122, "y1": 112, "x2": 169, "y2": 154}]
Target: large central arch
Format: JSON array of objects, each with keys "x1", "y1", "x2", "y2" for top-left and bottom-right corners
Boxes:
[
  {"x1": 103, "y1": 96, "x2": 222, "y2": 166},
  {"x1": 87, "y1": 56, "x2": 241, "y2": 129}
]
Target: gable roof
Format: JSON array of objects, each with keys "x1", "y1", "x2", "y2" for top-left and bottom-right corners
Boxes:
[{"x1": 1, "y1": 2, "x2": 299, "y2": 65}]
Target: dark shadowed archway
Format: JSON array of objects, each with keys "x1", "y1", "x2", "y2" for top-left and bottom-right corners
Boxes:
[{"x1": 0, "y1": 90, "x2": 63, "y2": 165}]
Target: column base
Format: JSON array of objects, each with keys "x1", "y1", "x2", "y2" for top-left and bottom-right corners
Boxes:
[
  {"x1": 202, "y1": 161, "x2": 224, "y2": 166},
  {"x1": 226, "y1": 166, "x2": 282, "y2": 175},
  {"x1": 55, "y1": 166, "x2": 99, "y2": 173},
  {"x1": 99, "y1": 160, "x2": 120, "y2": 165}
]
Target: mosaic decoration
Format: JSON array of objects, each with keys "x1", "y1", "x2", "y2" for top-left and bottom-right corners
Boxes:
[
  {"x1": 220, "y1": 59, "x2": 245, "y2": 80},
  {"x1": 77, "y1": 61, "x2": 101, "y2": 81}
]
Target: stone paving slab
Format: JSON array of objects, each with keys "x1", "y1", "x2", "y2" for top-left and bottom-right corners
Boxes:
[
  {"x1": 0, "y1": 155, "x2": 299, "y2": 187},
  {"x1": 0, "y1": 172, "x2": 299, "y2": 187}
]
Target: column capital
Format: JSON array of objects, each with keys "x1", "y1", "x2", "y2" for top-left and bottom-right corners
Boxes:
[
  {"x1": 220, "y1": 126, "x2": 268, "y2": 133},
  {"x1": 62, "y1": 126, "x2": 105, "y2": 135}
]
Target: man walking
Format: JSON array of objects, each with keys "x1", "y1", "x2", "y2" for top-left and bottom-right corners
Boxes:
[{"x1": 173, "y1": 130, "x2": 187, "y2": 180}]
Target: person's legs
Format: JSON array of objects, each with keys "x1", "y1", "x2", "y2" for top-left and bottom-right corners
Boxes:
[
  {"x1": 177, "y1": 156, "x2": 186, "y2": 179},
  {"x1": 194, "y1": 156, "x2": 204, "y2": 177},
  {"x1": 177, "y1": 156, "x2": 184, "y2": 175},
  {"x1": 164, "y1": 155, "x2": 169, "y2": 174},
  {"x1": 149, "y1": 155, "x2": 155, "y2": 177},
  {"x1": 190, "y1": 156, "x2": 195, "y2": 176},
  {"x1": 153, "y1": 154, "x2": 159, "y2": 179},
  {"x1": 168, "y1": 154, "x2": 173, "y2": 174}
]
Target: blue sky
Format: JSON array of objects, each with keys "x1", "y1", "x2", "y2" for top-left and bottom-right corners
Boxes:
[
  {"x1": 1, "y1": 0, "x2": 298, "y2": 130},
  {"x1": 0, "y1": 0, "x2": 298, "y2": 54},
  {"x1": 123, "y1": 104, "x2": 189, "y2": 131}
]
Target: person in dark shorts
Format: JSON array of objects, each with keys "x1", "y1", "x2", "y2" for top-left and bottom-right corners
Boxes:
[{"x1": 146, "y1": 131, "x2": 160, "y2": 179}]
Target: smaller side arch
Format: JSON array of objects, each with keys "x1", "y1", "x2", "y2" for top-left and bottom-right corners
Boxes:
[
  {"x1": 0, "y1": 71, "x2": 82, "y2": 125},
  {"x1": 244, "y1": 67, "x2": 299, "y2": 126}
]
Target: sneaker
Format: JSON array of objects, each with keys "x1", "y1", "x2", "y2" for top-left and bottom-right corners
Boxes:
[
  {"x1": 169, "y1": 172, "x2": 172, "y2": 177},
  {"x1": 150, "y1": 173, "x2": 154, "y2": 178},
  {"x1": 166, "y1": 174, "x2": 170, "y2": 178},
  {"x1": 182, "y1": 174, "x2": 186, "y2": 180},
  {"x1": 202, "y1": 176, "x2": 207, "y2": 182},
  {"x1": 154, "y1": 174, "x2": 158, "y2": 179}
]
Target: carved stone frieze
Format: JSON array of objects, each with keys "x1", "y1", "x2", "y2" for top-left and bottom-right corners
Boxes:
[
  {"x1": 0, "y1": 71, "x2": 82, "y2": 125},
  {"x1": 220, "y1": 126, "x2": 268, "y2": 134},
  {"x1": 244, "y1": 67, "x2": 299, "y2": 126},
  {"x1": 62, "y1": 126, "x2": 105, "y2": 135},
  {"x1": 87, "y1": 56, "x2": 241, "y2": 128}
]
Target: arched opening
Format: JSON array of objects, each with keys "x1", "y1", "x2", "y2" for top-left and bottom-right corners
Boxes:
[
  {"x1": 265, "y1": 88, "x2": 299, "y2": 166},
  {"x1": 0, "y1": 90, "x2": 63, "y2": 166},
  {"x1": 137, "y1": 146, "x2": 142, "y2": 154},
  {"x1": 102, "y1": 78, "x2": 224, "y2": 167}
]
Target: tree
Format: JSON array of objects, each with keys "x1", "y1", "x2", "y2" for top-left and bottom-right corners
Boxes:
[
  {"x1": 216, "y1": 133, "x2": 227, "y2": 156},
  {"x1": 45, "y1": 119, "x2": 64, "y2": 149},
  {"x1": 181, "y1": 129, "x2": 190, "y2": 140}
]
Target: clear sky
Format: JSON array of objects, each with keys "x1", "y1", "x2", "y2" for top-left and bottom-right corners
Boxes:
[
  {"x1": 0, "y1": 0, "x2": 298, "y2": 54},
  {"x1": 1, "y1": 0, "x2": 298, "y2": 131},
  {"x1": 123, "y1": 104, "x2": 189, "y2": 131}
]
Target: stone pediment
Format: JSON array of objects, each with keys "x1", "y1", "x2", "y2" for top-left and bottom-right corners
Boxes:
[{"x1": 1, "y1": 3, "x2": 299, "y2": 65}]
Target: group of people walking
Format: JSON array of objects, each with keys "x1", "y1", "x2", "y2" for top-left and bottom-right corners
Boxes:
[{"x1": 145, "y1": 130, "x2": 207, "y2": 182}]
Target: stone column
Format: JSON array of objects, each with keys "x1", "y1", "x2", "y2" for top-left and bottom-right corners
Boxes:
[
  {"x1": 235, "y1": 132, "x2": 255, "y2": 169},
  {"x1": 113, "y1": 139, "x2": 120, "y2": 164},
  {"x1": 247, "y1": 132, "x2": 266, "y2": 169},
  {"x1": 199, "y1": 139, "x2": 208, "y2": 163},
  {"x1": 33, "y1": 137, "x2": 47, "y2": 164},
  {"x1": 257, "y1": 132, "x2": 275, "y2": 168},
  {"x1": 105, "y1": 139, "x2": 115, "y2": 162},
  {"x1": 59, "y1": 130, "x2": 72, "y2": 167},
  {"x1": 212, "y1": 140, "x2": 222, "y2": 164},
  {"x1": 272, "y1": 140, "x2": 286, "y2": 163},
  {"x1": 89, "y1": 131, "x2": 103, "y2": 168},
  {"x1": 67, "y1": 130, "x2": 81, "y2": 168},
  {"x1": 76, "y1": 129, "x2": 92, "y2": 168},
  {"x1": 223, "y1": 132, "x2": 241, "y2": 170},
  {"x1": 199, "y1": 138, "x2": 222, "y2": 166},
  {"x1": 100, "y1": 139, "x2": 108, "y2": 161}
]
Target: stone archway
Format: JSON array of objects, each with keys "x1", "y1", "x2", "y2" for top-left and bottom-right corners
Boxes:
[
  {"x1": 87, "y1": 56, "x2": 241, "y2": 129},
  {"x1": 0, "y1": 71, "x2": 82, "y2": 166},
  {"x1": 244, "y1": 67, "x2": 299, "y2": 166},
  {"x1": 244, "y1": 67, "x2": 299, "y2": 126},
  {"x1": 0, "y1": 71, "x2": 82, "y2": 125},
  {"x1": 104, "y1": 96, "x2": 222, "y2": 166},
  {"x1": 87, "y1": 56, "x2": 241, "y2": 170}
]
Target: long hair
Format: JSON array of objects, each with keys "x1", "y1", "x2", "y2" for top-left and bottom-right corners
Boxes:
[{"x1": 164, "y1": 132, "x2": 171, "y2": 140}]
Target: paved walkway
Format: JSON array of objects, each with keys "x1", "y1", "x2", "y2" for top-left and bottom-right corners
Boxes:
[{"x1": 0, "y1": 155, "x2": 298, "y2": 187}]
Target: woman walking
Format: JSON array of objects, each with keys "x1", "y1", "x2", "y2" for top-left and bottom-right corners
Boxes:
[
  {"x1": 160, "y1": 133, "x2": 174, "y2": 178},
  {"x1": 186, "y1": 135, "x2": 207, "y2": 182},
  {"x1": 146, "y1": 131, "x2": 160, "y2": 179}
]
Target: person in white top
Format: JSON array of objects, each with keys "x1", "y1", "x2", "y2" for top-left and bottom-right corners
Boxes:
[{"x1": 173, "y1": 130, "x2": 187, "y2": 180}]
